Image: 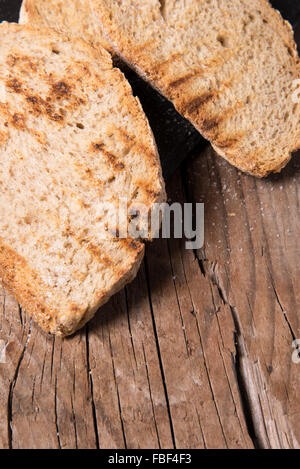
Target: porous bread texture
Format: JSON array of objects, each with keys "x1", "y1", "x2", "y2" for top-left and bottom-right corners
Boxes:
[
  {"x1": 92, "y1": 0, "x2": 300, "y2": 177},
  {"x1": 0, "y1": 23, "x2": 165, "y2": 336},
  {"x1": 19, "y1": 0, "x2": 113, "y2": 53}
]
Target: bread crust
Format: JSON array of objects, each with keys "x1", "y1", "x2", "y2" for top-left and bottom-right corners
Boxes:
[{"x1": 92, "y1": 0, "x2": 300, "y2": 177}]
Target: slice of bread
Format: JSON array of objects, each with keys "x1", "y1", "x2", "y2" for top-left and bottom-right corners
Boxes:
[
  {"x1": 19, "y1": 0, "x2": 113, "y2": 53},
  {"x1": 92, "y1": 0, "x2": 300, "y2": 177},
  {"x1": 0, "y1": 22, "x2": 165, "y2": 336}
]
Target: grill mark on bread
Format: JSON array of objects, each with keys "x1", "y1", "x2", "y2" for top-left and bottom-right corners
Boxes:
[
  {"x1": 5, "y1": 67, "x2": 85, "y2": 125},
  {"x1": 128, "y1": 239, "x2": 143, "y2": 251},
  {"x1": 202, "y1": 117, "x2": 220, "y2": 132},
  {"x1": 0, "y1": 103, "x2": 28, "y2": 132},
  {"x1": 6, "y1": 53, "x2": 39, "y2": 71},
  {"x1": 167, "y1": 50, "x2": 233, "y2": 92},
  {"x1": 5, "y1": 84, "x2": 67, "y2": 123},
  {"x1": 156, "y1": 48, "x2": 231, "y2": 85},
  {"x1": 86, "y1": 244, "x2": 113, "y2": 266},
  {"x1": 152, "y1": 53, "x2": 183, "y2": 73},
  {"x1": 78, "y1": 166, "x2": 104, "y2": 188},
  {"x1": 25, "y1": 94, "x2": 64, "y2": 122},
  {"x1": 174, "y1": 75, "x2": 237, "y2": 113},
  {"x1": 90, "y1": 142, "x2": 126, "y2": 171},
  {"x1": 200, "y1": 103, "x2": 245, "y2": 134},
  {"x1": 144, "y1": 187, "x2": 161, "y2": 199},
  {"x1": 131, "y1": 39, "x2": 159, "y2": 56},
  {"x1": 118, "y1": 238, "x2": 144, "y2": 253},
  {"x1": 70, "y1": 157, "x2": 123, "y2": 191},
  {"x1": 29, "y1": 128, "x2": 47, "y2": 145},
  {"x1": 202, "y1": 49, "x2": 234, "y2": 69},
  {"x1": 68, "y1": 226, "x2": 135, "y2": 271},
  {"x1": 69, "y1": 303, "x2": 87, "y2": 315},
  {"x1": 78, "y1": 240, "x2": 113, "y2": 267}
]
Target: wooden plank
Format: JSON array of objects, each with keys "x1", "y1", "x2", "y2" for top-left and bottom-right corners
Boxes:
[{"x1": 185, "y1": 145, "x2": 300, "y2": 448}]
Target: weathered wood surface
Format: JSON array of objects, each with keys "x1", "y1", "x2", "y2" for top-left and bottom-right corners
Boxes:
[{"x1": 0, "y1": 21, "x2": 299, "y2": 452}]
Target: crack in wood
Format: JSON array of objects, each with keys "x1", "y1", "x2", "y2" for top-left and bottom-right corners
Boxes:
[
  {"x1": 194, "y1": 407, "x2": 207, "y2": 449},
  {"x1": 18, "y1": 305, "x2": 23, "y2": 329},
  {"x1": 31, "y1": 376, "x2": 36, "y2": 406},
  {"x1": 216, "y1": 339, "x2": 248, "y2": 439},
  {"x1": 269, "y1": 273, "x2": 299, "y2": 343},
  {"x1": 70, "y1": 394, "x2": 78, "y2": 449},
  {"x1": 50, "y1": 337, "x2": 55, "y2": 381},
  {"x1": 229, "y1": 306, "x2": 262, "y2": 449},
  {"x1": 39, "y1": 350, "x2": 47, "y2": 393}
]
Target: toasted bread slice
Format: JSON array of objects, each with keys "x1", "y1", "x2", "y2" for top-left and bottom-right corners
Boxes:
[
  {"x1": 92, "y1": 0, "x2": 300, "y2": 177},
  {"x1": 19, "y1": 0, "x2": 113, "y2": 53},
  {"x1": 0, "y1": 22, "x2": 165, "y2": 336}
]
